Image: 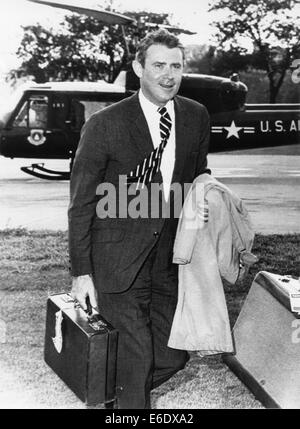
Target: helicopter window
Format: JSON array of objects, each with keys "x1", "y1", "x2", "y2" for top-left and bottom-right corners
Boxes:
[
  {"x1": 28, "y1": 96, "x2": 48, "y2": 128},
  {"x1": 79, "y1": 101, "x2": 115, "y2": 121},
  {"x1": 69, "y1": 99, "x2": 86, "y2": 130},
  {"x1": 13, "y1": 96, "x2": 48, "y2": 128},
  {"x1": 13, "y1": 101, "x2": 28, "y2": 127},
  {"x1": 68, "y1": 99, "x2": 116, "y2": 131}
]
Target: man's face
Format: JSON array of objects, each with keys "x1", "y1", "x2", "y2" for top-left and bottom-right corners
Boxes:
[{"x1": 134, "y1": 44, "x2": 184, "y2": 106}]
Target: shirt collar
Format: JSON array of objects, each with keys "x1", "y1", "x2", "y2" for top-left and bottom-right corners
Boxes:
[{"x1": 138, "y1": 89, "x2": 174, "y2": 118}]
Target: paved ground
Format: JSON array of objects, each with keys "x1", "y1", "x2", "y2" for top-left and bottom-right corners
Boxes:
[{"x1": 0, "y1": 143, "x2": 299, "y2": 234}]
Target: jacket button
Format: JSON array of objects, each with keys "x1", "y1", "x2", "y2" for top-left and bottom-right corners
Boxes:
[{"x1": 153, "y1": 231, "x2": 159, "y2": 237}]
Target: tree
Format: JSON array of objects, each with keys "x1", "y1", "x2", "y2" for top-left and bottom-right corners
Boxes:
[
  {"x1": 184, "y1": 45, "x2": 215, "y2": 75},
  {"x1": 184, "y1": 44, "x2": 253, "y2": 76},
  {"x1": 7, "y1": 10, "x2": 171, "y2": 85},
  {"x1": 209, "y1": 0, "x2": 300, "y2": 102}
]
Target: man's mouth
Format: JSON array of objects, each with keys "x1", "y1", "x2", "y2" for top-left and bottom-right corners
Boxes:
[{"x1": 159, "y1": 83, "x2": 175, "y2": 89}]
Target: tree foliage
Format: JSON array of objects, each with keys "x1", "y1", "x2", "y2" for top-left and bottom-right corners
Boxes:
[
  {"x1": 185, "y1": 44, "x2": 253, "y2": 77},
  {"x1": 7, "y1": 9, "x2": 171, "y2": 85},
  {"x1": 209, "y1": 0, "x2": 300, "y2": 102}
]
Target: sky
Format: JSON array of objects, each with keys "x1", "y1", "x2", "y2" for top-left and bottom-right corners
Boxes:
[{"x1": 0, "y1": 0, "x2": 213, "y2": 90}]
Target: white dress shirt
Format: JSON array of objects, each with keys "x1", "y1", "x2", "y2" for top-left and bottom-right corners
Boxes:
[{"x1": 138, "y1": 89, "x2": 176, "y2": 199}]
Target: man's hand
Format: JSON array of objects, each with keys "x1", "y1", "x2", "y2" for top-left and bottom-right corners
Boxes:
[{"x1": 70, "y1": 274, "x2": 99, "y2": 312}]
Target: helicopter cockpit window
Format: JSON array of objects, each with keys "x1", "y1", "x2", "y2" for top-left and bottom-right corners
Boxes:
[
  {"x1": 13, "y1": 96, "x2": 48, "y2": 128},
  {"x1": 29, "y1": 96, "x2": 48, "y2": 128},
  {"x1": 13, "y1": 101, "x2": 28, "y2": 127}
]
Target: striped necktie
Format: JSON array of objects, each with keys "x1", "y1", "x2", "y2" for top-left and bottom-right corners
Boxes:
[{"x1": 127, "y1": 106, "x2": 172, "y2": 189}]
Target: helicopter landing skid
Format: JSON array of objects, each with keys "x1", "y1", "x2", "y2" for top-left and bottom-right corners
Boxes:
[{"x1": 21, "y1": 163, "x2": 71, "y2": 180}]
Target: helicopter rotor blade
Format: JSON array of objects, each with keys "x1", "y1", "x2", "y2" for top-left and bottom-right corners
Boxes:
[
  {"x1": 145, "y1": 22, "x2": 196, "y2": 35},
  {"x1": 27, "y1": 0, "x2": 136, "y2": 25},
  {"x1": 27, "y1": 1, "x2": 196, "y2": 35}
]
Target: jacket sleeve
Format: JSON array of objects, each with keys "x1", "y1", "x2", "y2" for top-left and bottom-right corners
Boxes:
[
  {"x1": 173, "y1": 183, "x2": 199, "y2": 264},
  {"x1": 196, "y1": 105, "x2": 211, "y2": 176},
  {"x1": 68, "y1": 113, "x2": 109, "y2": 276}
]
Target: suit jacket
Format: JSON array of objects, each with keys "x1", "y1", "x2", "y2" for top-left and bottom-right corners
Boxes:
[{"x1": 68, "y1": 92, "x2": 210, "y2": 293}]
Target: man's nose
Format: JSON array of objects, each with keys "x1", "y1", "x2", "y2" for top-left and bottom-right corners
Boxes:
[{"x1": 163, "y1": 66, "x2": 174, "y2": 79}]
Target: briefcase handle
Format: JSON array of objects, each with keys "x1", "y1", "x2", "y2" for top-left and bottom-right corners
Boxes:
[
  {"x1": 85, "y1": 296, "x2": 93, "y2": 317},
  {"x1": 74, "y1": 296, "x2": 97, "y2": 317},
  {"x1": 84, "y1": 297, "x2": 108, "y2": 332},
  {"x1": 72, "y1": 296, "x2": 108, "y2": 331}
]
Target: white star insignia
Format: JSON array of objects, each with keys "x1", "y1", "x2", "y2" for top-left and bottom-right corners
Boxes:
[{"x1": 224, "y1": 120, "x2": 243, "y2": 139}]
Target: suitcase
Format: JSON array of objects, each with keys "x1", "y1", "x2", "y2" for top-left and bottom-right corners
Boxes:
[
  {"x1": 223, "y1": 271, "x2": 300, "y2": 409},
  {"x1": 44, "y1": 293, "x2": 118, "y2": 406}
]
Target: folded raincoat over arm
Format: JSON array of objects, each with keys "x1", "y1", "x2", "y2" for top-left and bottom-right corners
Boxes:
[{"x1": 168, "y1": 174, "x2": 256, "y2": 355}]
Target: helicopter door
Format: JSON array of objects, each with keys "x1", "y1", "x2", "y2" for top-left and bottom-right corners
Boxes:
[
  {"x1": 47, "y1": 94, "x2": 71, "y2": 158},
  {"x1": 66, "y1": 98, "x2": 86, "y2": 157}
]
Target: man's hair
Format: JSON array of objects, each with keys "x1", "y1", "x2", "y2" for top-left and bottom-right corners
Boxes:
[{"x1": 135, "y1": 29, "x2": 185, "y2": 67}]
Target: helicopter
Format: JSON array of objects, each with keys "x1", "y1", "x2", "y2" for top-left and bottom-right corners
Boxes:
[{"x1": 0, "y1": 0, "x2": 299, "y2": 180}]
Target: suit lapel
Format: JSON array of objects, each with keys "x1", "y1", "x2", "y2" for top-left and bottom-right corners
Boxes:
[
  {"x1": 126, "y1": 92, "x2": 154, "y2": 159},
  {"x1": 171, "y1": 96, "x2": 189, "y2": 184}
]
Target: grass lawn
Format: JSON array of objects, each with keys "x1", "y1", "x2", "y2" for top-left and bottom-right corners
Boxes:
[{"x1": 0, "y1": 229, "x2": 299, "y2": 409}]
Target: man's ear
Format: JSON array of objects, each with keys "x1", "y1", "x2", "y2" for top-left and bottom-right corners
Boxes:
[{"x1": 132, "y1": 59, "x2": 143, "y2": 78}]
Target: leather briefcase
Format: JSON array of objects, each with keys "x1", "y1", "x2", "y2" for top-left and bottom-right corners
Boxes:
[{"x1": 44, "y1": 293, "x2": 118, "y2": 406}]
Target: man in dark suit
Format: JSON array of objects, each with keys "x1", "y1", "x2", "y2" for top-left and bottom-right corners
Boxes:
[{"x1": 68, "y1": 29, "x2": 210, "y2": 409}]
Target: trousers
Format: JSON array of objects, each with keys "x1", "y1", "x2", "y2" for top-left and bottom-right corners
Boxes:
[{"x1": 98, "y1": 223, "x2": 189, "y2": 409}]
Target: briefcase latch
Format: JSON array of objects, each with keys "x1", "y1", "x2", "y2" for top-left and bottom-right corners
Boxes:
[{"x1": 88, "y1": 315, "x2": 108, "y2": 332}]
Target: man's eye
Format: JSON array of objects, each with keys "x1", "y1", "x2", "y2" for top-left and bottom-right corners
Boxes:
[
  {"x1": 154, "y1": 64, "x2": 163, "y2": 69},
  {"x1": 173, "y1": 64, "x2": 182, "y2": 70}
]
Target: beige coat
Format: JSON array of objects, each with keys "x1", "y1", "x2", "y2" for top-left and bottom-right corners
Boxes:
[{"x1": 168, "y1": 174, "x2": 256, "y2": 354}]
